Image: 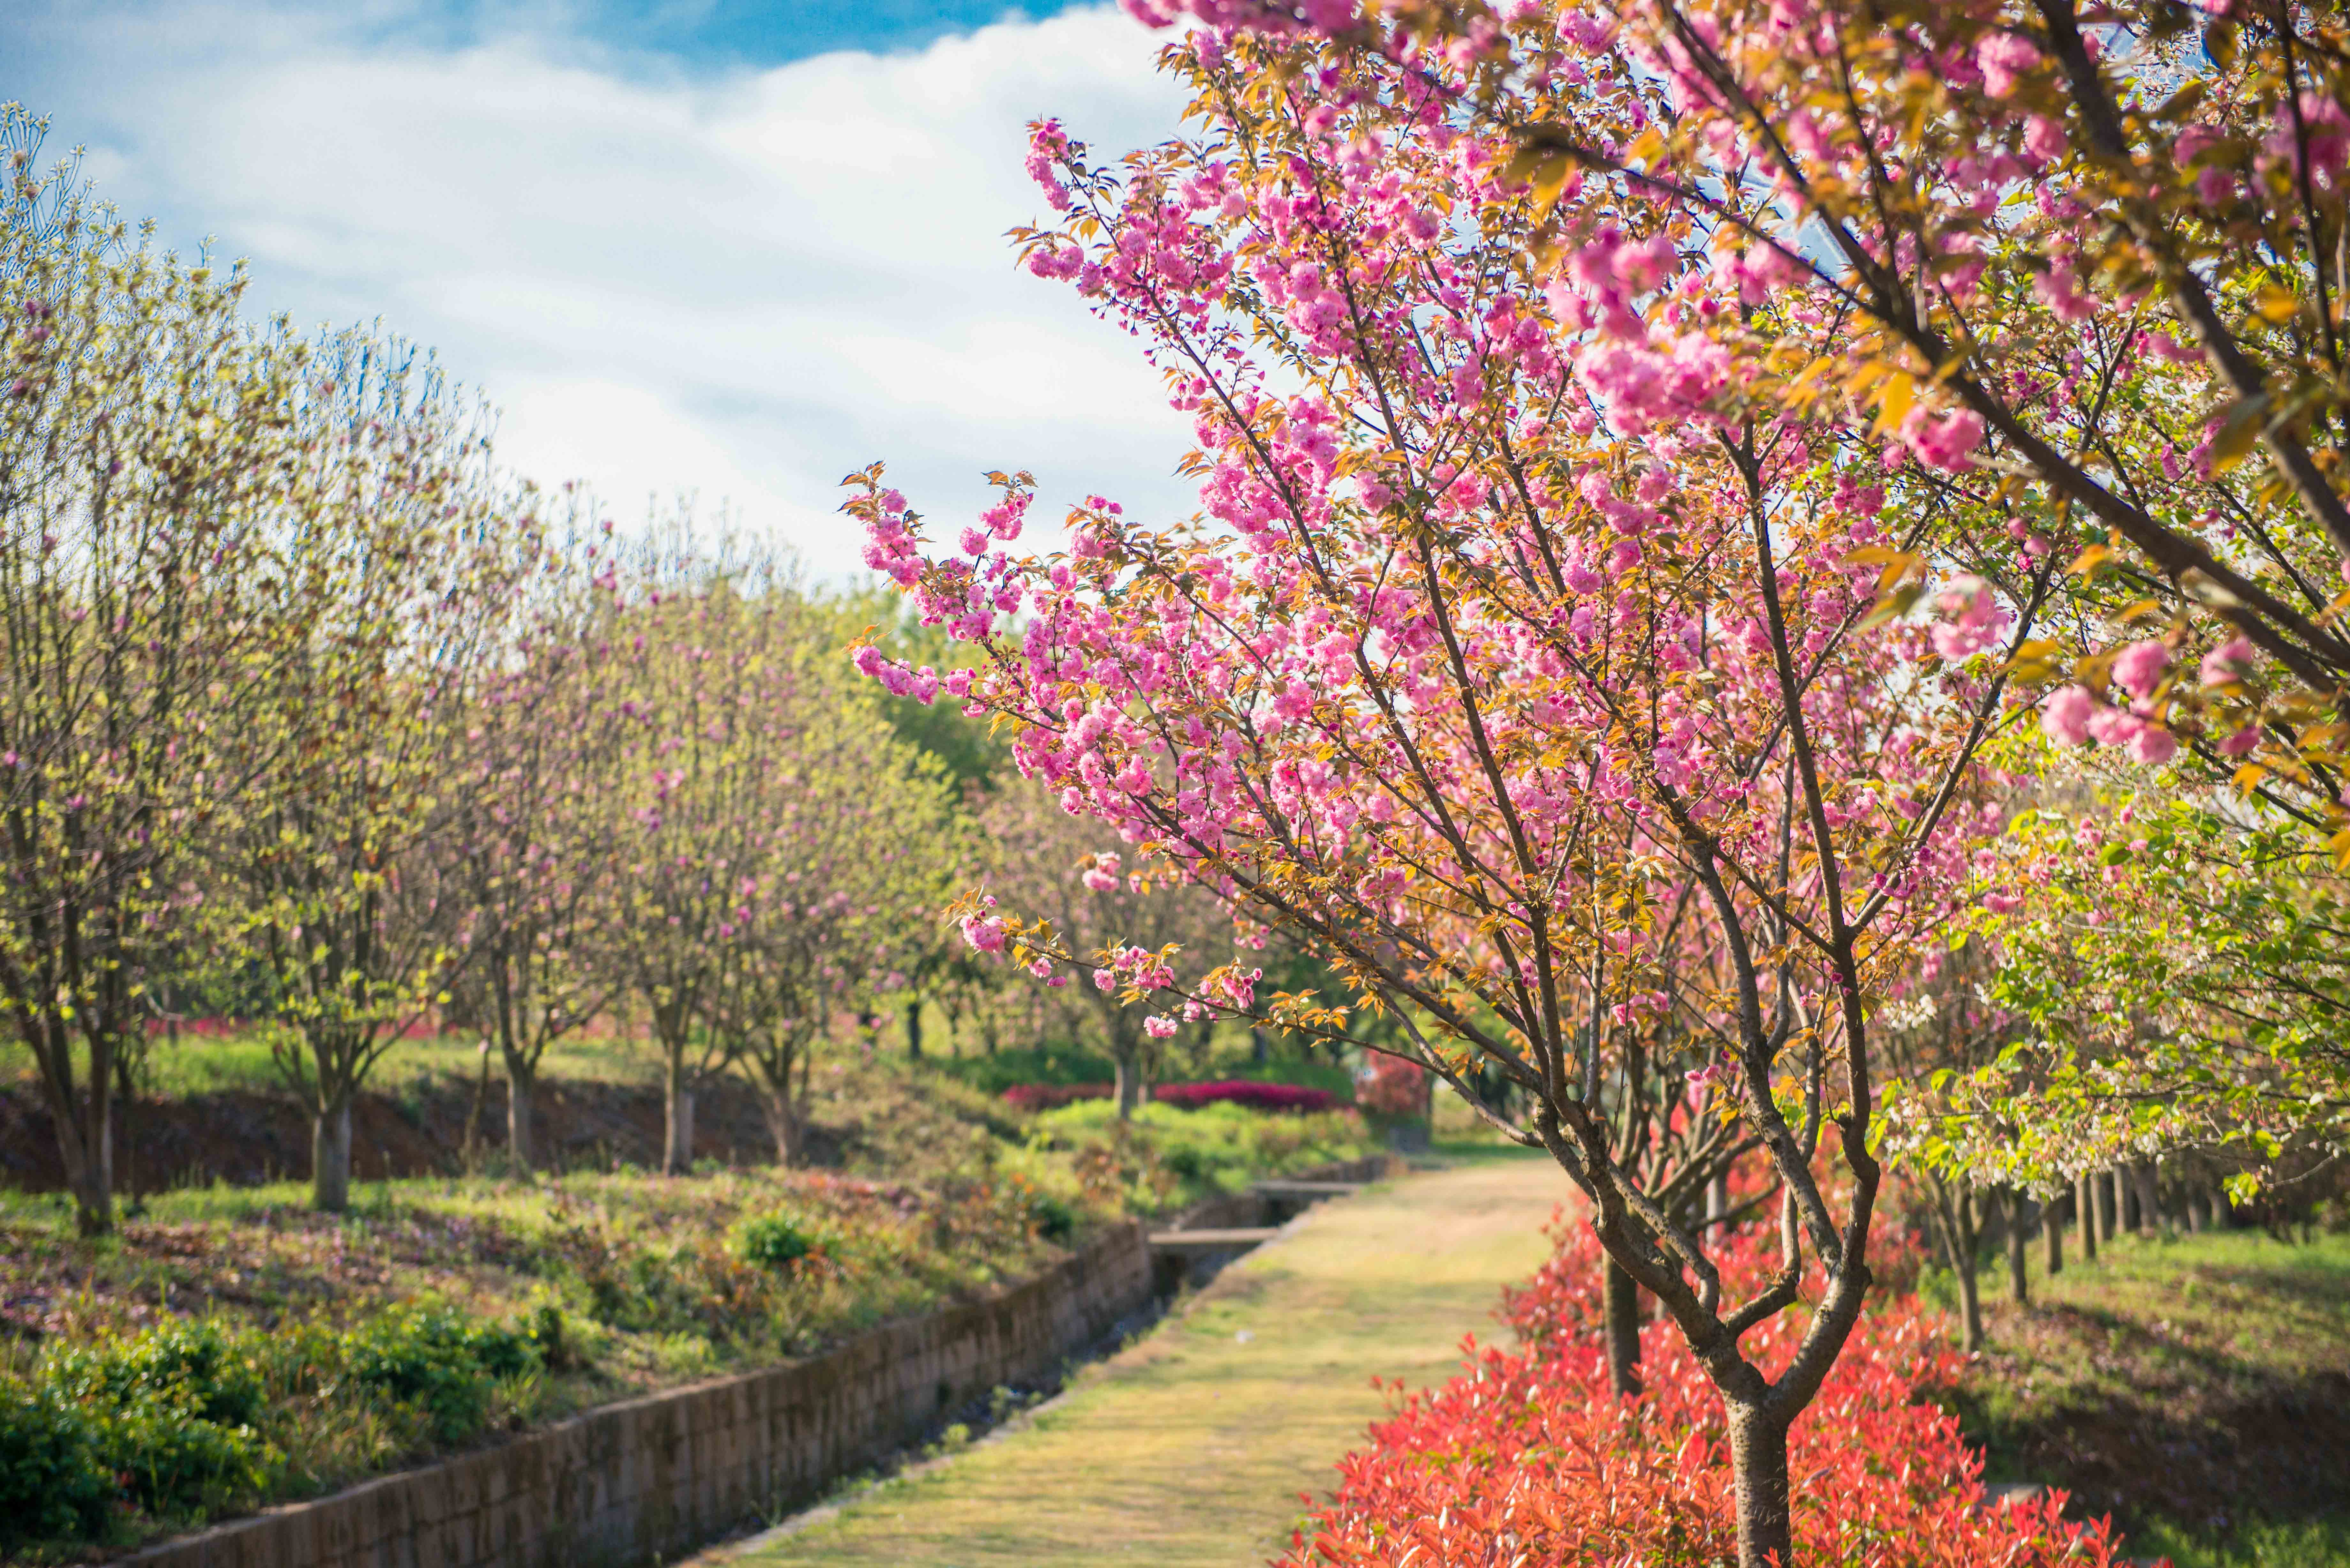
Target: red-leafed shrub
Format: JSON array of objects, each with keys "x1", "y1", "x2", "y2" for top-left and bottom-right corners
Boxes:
[
  {"x1": 1152, "y1": 1080, "x2": 1337, "y2": 1113},
  {"x1": 1000, "y1": 1082, "x2": 1113, "y2": 1112},
  {"x1": 1000, "y1": 1080, "x2": 1340, "y2": 1113},
  {"x1": 1352, "y1": 1053, "x2": 1426, "y2": 1119},
  {"x1": 1278, "y1": 1216, "x2": 2149, "y2": 1568}
]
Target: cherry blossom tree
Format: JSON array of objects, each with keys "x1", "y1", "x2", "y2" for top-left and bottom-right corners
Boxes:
[
  {"x1": 975, "y1": 777, "x2": 1235, "y2": 1118},
  {"x1": 1105, "y1": 0, "x2": 2350, "y2": 848},
  {"x1": 846, "y1": 27, "x2": 2035, "y2": 1559},
  {"x1": 441, "y1": 513, "x2": 633, "y2": 1172}
]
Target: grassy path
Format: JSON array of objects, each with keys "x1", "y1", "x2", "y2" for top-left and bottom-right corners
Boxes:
[{"x1": 698, "y1": 1148, "x2": 1566, "y2": 1568}]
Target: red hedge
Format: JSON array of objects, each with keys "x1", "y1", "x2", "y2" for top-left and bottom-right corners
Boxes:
[
  {"x1": 1000, "y1": 1080, "x2": 1339, "y2": 1114},
  {"x1": 1277, "y1": 1213, "x2": 2148, "y2": 1568}
]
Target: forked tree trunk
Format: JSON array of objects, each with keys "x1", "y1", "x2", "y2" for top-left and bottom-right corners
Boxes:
[
  {"x1": 760, "y1": 1085, "x2": 804, "y2": 1167},
  {"x1": 1601, "y1": 1256, "x2": 1642, "y2": 1398},
  {"x1": 313, "y1": 1099, "x2": 353, "y2": 1214},
  {"x1": 1937, "y1": 1184, "x2": 1984, "y2": 1352},
  {"x1": 2076, "y1": 1174, "x2": 2097, "y2": 1262},
  {"x1": 1727, "y1": 1402, "x2": 1793, "y2": 1568}
]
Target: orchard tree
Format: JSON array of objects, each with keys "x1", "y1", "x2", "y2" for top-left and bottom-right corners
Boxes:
[
  {"x1": 847, "y1": 24, "x2": 2034, "y2": 1562},
  {"x1": 603, "y1": 539, "x2": 852, "y2": 1175},
  {"x1": 441, "y1": 518, "x2": 633, "y2": 1172},
  {"x1": 205, "y1": 328, "x2": 517, "y2": 1213},
  {"x1": 706, "y1": 692, "x2": 964, "y2": 1165},
  {"x1": 975, "y1": 777, "x2": 1235, "y2": 1117},
  {"x1": 0, "y1": 111, "x2": 303, "y2": 1234},
  {"x1": 1893, "y1": 778, "x2": 2350, "y2": 1203}
]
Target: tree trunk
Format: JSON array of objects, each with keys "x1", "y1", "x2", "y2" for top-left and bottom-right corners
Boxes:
[
  {"x1": 505, "y1": 1056, "x2": 537, "y2": 1173},
  {"x1": 2004, "y1": 1191, "x2": 2030, "y2": 1306},
  {"x1": 1727, "y1": 1403, "x2": 1793, "y2": 1568},
  {"x1": 1707, "y1": 1171, "x2": 1730, "y2": 1227},
  {"x1": 1601, "y1": 1256, "x2": 1642, "y2": 1398},
  {"x1": 313, "y1": 1099, "x2": 352, "y2": 1214},
  {"x1": 1114, "y1": 1048, "x2": 1142, "y2": 1120},
  {"x1": 1934, "y1": 1183, "x2": 1984, "y2": 1352},
  {"x1": 2119, "y1": 1167, "x2": 2140, "y2": 1233},
  {"x1": 2134, "y1": 1163, "x2": 2163, "y2": 1235},
  {"x1": 904, "y1": 1000, "x2": 923, "y2": 1061},
  {"x1": 2076, "y1": 1174, "x2": 2097, "y2": 1262},
  {"x1": 2043, "y1": 1195, "x2": 2064, "y2": 1275},
  {"x1": 1249, "y1": 1027, "x2": 1268, "y2": 1067},
  {"x1": 760, "y1": 1085, "x2": 803, "y2": 1167},
  {"x1": 663, "y1": 1056, "x2": 696, "y2": 1175}
]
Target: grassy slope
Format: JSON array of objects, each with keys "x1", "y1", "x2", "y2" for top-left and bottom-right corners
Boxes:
[
  {"x1": 1948, "y1": 1226, "x2": 2350, "y2": 1568},
  {"x1": 702, "y1": 1147, "x2": 1568, "y2": 1568},
  {"x1": 1, "y1": 1059, "x2": 1380, "y2": 1561}
]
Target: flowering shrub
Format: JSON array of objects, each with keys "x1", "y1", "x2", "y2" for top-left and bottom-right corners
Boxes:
[
  {"x1": 1280, "y1": 1218, "x2": 2147, "y2": 1568},
  {"x1": 1002, "y1": 1082, "x2": 1116, "y2": 1112},
  {"x1": 1352, "y1": 1055, "x2": 1426, "y2": 1120},
  {"x1": 1002, "y1": 1080, "x2": 1338, "y2": 1113},
  {"x1": 1153, "y1": 1080, "x2": 1337, "y2": 1113}
]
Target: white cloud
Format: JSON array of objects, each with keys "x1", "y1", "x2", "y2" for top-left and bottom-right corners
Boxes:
[{"x1": 15, "y1": 0, "x2": 1199, "y2": 575}]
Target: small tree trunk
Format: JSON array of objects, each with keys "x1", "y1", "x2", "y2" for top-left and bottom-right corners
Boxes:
[
  {"x1": 904, "y1": 1000, "x2": 923, "y2": 1061},
  {"x1": 2043, "y1": 1196, "x2": 2063, "y2": 1276},
  {"x1": 1707, "y1": 1171, "x2": 1731, "y2": 1227},
  {"x1": 2134, "y1": 1163, "x2": 2163, "y2": 1235},
  {"x1": 1601, "y1": 1256, "x2": 1642, "y2": 1398},
  {"x1": 313, "y1": 1099, "x2": 353, "y2": 1214},
  {"x1": 506, "y1": 1056, "x2": 537, "y2": 1173},
  {"x1": 1114, "y1": 1048, "x2": 1142, "y2": 1120},
  {"x1": 1935, "y1": 1184, "x2": 1984, "y2": 1351},
  {"x1": 2119, "y1": 1167, "x2": 2140, "y2": 1233},
  {"x1": 2005, "y1": 1191, "x2": 2030, "y2": 1306},
  {"x1": 1727, "y1": 1403, "x2": 1793, "y2": 1568},
  {"x1": 2076, "y1": 1174, "x2": 2097, "y2": 1263},
  {"x1": 663, "y1": 1054, "x2": 696, "y2": 1175},
  {"x1": 760, "y1": 1086, "x2": 802, "y2": 1167},
  {"x1": 1249, "y1": 1027, "x2": 1268, "y2": 1067}
]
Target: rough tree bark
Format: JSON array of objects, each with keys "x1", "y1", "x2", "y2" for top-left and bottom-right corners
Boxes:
[
  {"x1": 1602, "y1": 1255, "x2": 1643, "y2": 1398},
  {"x1": 1727, "y1": 1404, "x2": 1793, "y2": 1568}
]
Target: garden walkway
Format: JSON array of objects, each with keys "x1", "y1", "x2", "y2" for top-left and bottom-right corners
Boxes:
[{"x1": 694, "y1": 1148, "x2": 1566, "y2": 1568}]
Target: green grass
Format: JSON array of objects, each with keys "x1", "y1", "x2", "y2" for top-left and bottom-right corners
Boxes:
[
  {"x1": 0, "y1": 1024, "x2": 662, "y2": 1100},
  {"x1": 2131, "y1": 1515, "x2": 2350, "y2": 1568},
  {"x1": 1935, "y1": 1222, "x2": 2350, "y2": 1562},
  {"x1": 700, "y1": 1148, "x2": 1565, "y2": 1568}
]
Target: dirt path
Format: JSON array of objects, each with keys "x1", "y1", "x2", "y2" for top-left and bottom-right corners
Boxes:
[{"x1": 698, "y1": 1148, "x2": 1566, "y2": 1568}]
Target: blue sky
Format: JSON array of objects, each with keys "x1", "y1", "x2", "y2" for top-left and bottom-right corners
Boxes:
[{"x1": 5, "y1": 0, "x2": 1194, "y2": 575}]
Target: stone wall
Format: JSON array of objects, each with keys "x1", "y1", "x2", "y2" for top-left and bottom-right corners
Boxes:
[{"x1": 113, "y1": 1223, "x2": 1153, "y2": 1568}]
